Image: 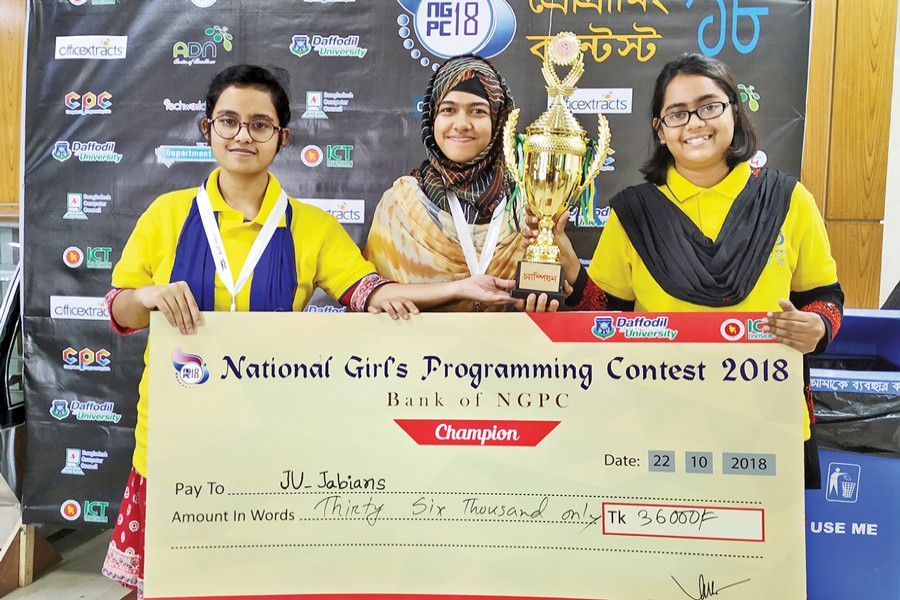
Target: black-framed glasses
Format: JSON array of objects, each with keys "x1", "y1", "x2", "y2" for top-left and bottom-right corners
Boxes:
[
  {"x1": 210, "y1": 116, "x2": 282, "y2": 142},
  {"x1": 657, "y1": 101, "x2": 732, "y2": 128}
]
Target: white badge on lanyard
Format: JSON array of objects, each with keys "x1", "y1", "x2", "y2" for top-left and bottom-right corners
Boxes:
[
  {"x1": 196, "y1": 183, "x2": 288, "y2": 312},
  {"x1": 447, "y1": 190, "x2": 507, "y2": 277}
]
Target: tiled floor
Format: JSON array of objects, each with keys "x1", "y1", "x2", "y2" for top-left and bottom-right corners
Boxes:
[{"x1": 5, "y1": 529, "x2": 128, "y2": 600}]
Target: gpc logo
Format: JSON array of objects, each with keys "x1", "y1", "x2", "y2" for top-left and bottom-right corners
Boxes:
[{"x1": 397, "y1": 0, "x2": 516, "y2": 70}]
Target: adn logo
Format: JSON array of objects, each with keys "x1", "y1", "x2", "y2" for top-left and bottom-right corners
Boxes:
[
  {"x1": 65, "y1": 91, "x2": 112, "y2": 115},
  {"x1": 397, "y1": 0, "x2": 516, "y2": 70},
  {"x1": 55, "y1": 36, "x2": 127, "y2": 60},
  {"x1": 173, "y1": 26, "x2": 233, "y2": 65},
  {"x1": 62, "y1": 347, "x2": 111, "y2": 372},
  {"x1": 720, "y1": 318, "x2": 745, "y2": 341},
  {"x1": 173, "y1": 349, "x2": 210, "y2": 385}
]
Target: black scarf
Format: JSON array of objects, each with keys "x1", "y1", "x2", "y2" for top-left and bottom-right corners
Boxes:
[{"x1": 611, "y1": 168, "x2": 795, "y2": 307}]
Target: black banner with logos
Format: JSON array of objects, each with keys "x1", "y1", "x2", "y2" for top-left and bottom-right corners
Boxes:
[{"x1": 22, "y1": 0, "x2": 810, "y2": 525}]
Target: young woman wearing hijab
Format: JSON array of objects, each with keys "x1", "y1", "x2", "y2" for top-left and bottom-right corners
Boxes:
[
  {"x1": 528, "y1": 53, "x2": 843, "y2": 488},
  {"x1": 101, "y1": 64, "x2": 514, "y2": 599},
  {"x1": 365, "y1": 55, "x2": 558, "y2": 312}
]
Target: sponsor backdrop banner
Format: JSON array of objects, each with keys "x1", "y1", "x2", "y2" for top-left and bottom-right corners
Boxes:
[{"x1": 22, "y1": 0, "x2": 810, "y2": 525}]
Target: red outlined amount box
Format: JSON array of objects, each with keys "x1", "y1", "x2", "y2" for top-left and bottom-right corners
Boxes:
[{"x1": 601, "y1": 502, "x2": 765, "y2": 542}]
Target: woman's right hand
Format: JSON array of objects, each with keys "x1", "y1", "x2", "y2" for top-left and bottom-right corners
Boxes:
[
  {"x1": 133, "y1": 282, "x2": 202, "y2": 334},
  {"x1": 521, "y1": 208, "x2": 581, "y2": 287}
]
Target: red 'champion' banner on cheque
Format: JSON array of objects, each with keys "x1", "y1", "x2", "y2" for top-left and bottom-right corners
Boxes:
[
  {"x1": 395, "y1": 420, "x2": 560, "y2": 447},
  {"x1": 527, "y1": 312, "x2": 779, "y2": 344}
]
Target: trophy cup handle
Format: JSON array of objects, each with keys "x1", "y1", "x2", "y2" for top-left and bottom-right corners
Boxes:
[
  {"x1": 570, "y1": 114, "x2": 613, "y2": 202},
  {"x1": 503, "y1": 108, "x2": 526, "y2": 191}
]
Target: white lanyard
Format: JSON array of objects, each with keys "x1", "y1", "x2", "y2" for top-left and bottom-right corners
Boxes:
[
  {"x1": 196, "y1": 183, "x2": 288, "y2": 312},
  {"x1": 447, "y1": 190, "x2": 507, "y2": 277}
]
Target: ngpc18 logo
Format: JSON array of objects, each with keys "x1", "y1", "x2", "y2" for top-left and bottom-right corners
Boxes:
[
  {"x1": 397, "y1": 0, "x2": 515, "y2": 70},
  {"x1": 173, "y1": 349, "x2": 210, "y2": 385}
]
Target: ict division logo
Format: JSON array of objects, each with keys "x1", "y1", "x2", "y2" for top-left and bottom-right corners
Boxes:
[
  {"x1": 63, "y1": 246, "x2": 112, "y2": 269},
  {"x1": 60, "y1": 499, "x2": 109, "y2": 523},
  {"x1": 397, "y1": 0, "x2": 516, "y2": 70},
  {"x1": 300, "y1": 144, "x2": 354, "y2": 168},
  {"x1": 173, "y1": 349, "x2": 210, "y2": 385},
  {"x1": 720, "y1": 318, "x2": 773, "y2": 341}
]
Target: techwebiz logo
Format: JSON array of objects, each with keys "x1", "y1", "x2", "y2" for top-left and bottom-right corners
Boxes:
[
  {"x1": 64, "y1": 192, "x2": 111, "y2": 220},
  {"x1": 65, "y1": 91, "x2": 112, "y2": 115},
  {"x1": 155, "y1": 144, "x2": 215, "y2": 167},
  {"x1": 163, "y1": 98, "x2": 207, "y2": 112},
  {"x1": 55, "y1": 36, "x2": 126, "y2": 59},
  {"x1": 60, "y1": 499, "x2": 109, "y2": 524},
  {"x1": 173, "y1": 26, "x2": 233, "y2": 65},
  {"x1": 299, "y1": 145, "x2": 354, "y2": 168},
  {"x1": 61, "y1": 448, "x2": 108, "y2": 475},
  {"x1": 397, "y1": 0, "x2": 515, "y2": 70},
  {"x1": 554, "y1": 88, "x2": 633, "y2": 114},
  {"x1": 50, "y1": 296, "x2": 110, "y2": 321},
  {"x1": 63, "y1": 246, "x2": 112, "y2": 269},
  {"x1": 50, "y1": 398, "x2": 122, "y2": 423},
  {"x1": 302, "y1": 199, "x2": 365, "y2": 224},
  {"x1": 62, "y1": 347, "x2": 111, "y2": 372},
  {"x1": 52, "y1": 140, "x2": 123, "y2": 163},
  {"x1": 173, "y1": 349, "x2": 210, "y2": 385},
  {"x1": 290, "y1": 34, "x2": 368, "y2": 58},
  {"x1": 301, "y1": 91, "x2": 355, "y2": 119}
]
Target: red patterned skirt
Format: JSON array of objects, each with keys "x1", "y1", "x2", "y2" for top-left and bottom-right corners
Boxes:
[{"x1": 102, "y1": 467, "x2": 145, "y2": 598}]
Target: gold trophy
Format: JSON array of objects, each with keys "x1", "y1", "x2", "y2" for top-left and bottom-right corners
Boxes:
[{"x1": 504, "y1": 32, "x2": 612, "y2": 301}]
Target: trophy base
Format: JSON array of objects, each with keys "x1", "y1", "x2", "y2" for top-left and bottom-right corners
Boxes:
[{"x1": 511, "y1": 260, "x2": 565, "y2": 303}]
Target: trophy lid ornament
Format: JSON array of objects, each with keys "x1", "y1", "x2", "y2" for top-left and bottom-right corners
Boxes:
[{"x1": 502, "y1": 32, "x2": 613, "y2": 299}]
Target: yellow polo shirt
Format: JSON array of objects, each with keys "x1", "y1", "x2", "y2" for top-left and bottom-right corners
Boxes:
[
  {"x1": 113, "y1": 169, "x2": 377, "y2": 475},
  {"x1": 588, "y1": 163, "x2": 839, "y2": 439}
]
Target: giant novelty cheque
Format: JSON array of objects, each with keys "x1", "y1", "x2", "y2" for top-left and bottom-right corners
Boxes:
[{"x1": 144, "y1": 312, "x2": 805, "y2": 600}]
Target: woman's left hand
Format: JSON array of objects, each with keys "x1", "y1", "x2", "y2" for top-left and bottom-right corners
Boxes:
[
  {"x1": 763, "y1": 299, "x2": 826, "y2": 354},
  {"x1": 368, "y1": 297, "x2": 420, "y2": 320}
]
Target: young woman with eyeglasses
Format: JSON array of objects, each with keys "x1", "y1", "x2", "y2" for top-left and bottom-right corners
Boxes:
[
  {"x1": 101, "y1": 64, "x2": 514, "y2": 599},
  {"x1": 525, "y1": 53, "x2": 843, "y2": 488}
]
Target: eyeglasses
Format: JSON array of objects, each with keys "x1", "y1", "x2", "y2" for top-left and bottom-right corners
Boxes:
[
  {"x1": 209, "y1": 116, "x2": 282, "y2": 142},
  {"x1": 657, "y1": 101, "x2": 732, "y2": 128}
]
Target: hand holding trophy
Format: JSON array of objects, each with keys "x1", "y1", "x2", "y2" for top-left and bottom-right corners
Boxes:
[{"x1": 504, "y1": 32, "x2": 612, "y2": 302}]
